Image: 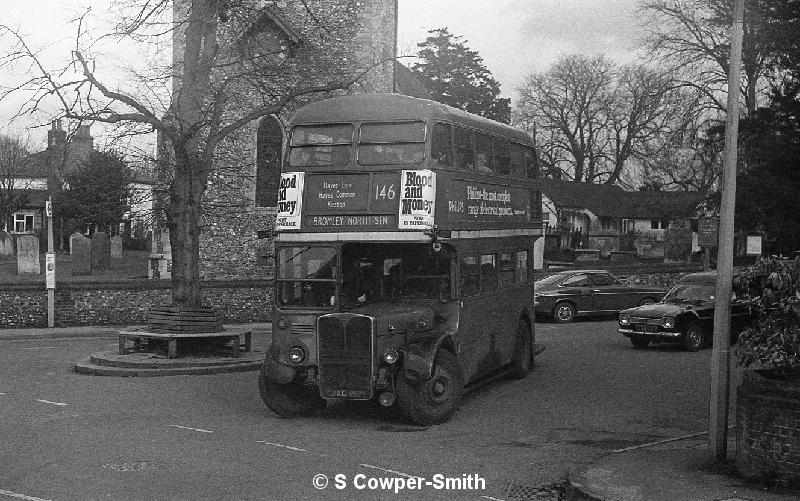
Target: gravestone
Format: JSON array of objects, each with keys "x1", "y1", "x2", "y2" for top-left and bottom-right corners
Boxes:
[
  {"x1": 71, "y1": 233, "x2": 92, "y2": 275},
  {"x1": 110, "y1": 235, "x2": 123, "y2": 260},
  {"x1": 0, "y1": 230, "x2": 13, "y2": 258},
  {"x1": 91, "y1": 232, "x2": 110, "y2": 270},
  {"x1": 16, "y1": 235, "x2": 40, "y2": 275}
]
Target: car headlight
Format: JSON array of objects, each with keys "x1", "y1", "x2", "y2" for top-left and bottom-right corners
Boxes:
[
  {"x1": 382, "y1": 348, "x2": 400, "y2": 364},
  {"x1": 661, "y1": 316, "x2": 675, "y2": 329},
  {"x1": 619, "y1": 313, "x2": 631, "y2": 325},
  {"x1": 288, "y1": 346, "x2": 305, "y2": 364}
]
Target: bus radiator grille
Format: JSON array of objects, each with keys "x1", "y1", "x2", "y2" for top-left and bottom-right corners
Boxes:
[{"x1": 317, "y1": 315, "x2": 373, "y2": 400}]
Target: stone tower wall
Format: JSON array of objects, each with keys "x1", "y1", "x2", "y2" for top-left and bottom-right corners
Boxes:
[{"x1": 172, "y1": 0, "x2": 398, "y2": 281}]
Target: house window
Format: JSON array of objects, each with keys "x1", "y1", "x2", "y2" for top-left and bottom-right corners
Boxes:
[
  {"x1": 651, "y1": 220, "x2": 659, "y2": 230},
  {"x1": 14, "y1": 213, "x2": 35, "y2": 233},
  {"x1": 622, "y1": 219, "x2": 633, "y2": 233}
]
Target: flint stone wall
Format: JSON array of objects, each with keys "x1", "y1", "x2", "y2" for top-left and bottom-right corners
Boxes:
[{"x1": 0, "y1": 280, "x2": 272, "y2": 328}]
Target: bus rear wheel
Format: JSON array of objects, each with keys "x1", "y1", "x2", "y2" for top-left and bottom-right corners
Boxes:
[
  {"x1": 508, "y1": 319, "x2": 533, "y2": 379},
  {"x1": 396, "y1": 351, "x2": 464, "y2": 426},
  {"x1": 258, "y1": 365, "x2": 326, "y2": 417}
]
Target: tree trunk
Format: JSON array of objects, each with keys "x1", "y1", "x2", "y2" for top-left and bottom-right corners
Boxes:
[{"x1": 166, "y1": 143, "x2": 208, "y2": 307}]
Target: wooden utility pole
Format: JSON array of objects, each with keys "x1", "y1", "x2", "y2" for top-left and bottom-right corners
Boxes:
[{"x1": 709, "y1": 0, "x2": 744, "y2": 461}]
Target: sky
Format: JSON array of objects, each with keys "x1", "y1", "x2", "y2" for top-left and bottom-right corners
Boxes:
[
  {"x1": 397, "y1": 0, "x2": 643, "y2": 99},
  {"x1": 1, "y1": 0, "x2": 643, "y2": 147}
]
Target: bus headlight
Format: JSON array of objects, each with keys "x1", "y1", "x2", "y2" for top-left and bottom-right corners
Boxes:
[
  {"x1": 662, "y1": 317, "x2": 675, "y2": 329},
  {"x1": 382, "y1": 348, "x2": 400, "y2": 364},
  {"x1": 288, "y1": 346, "x2": 305, "y2": 364},
  {"x1": 619, "y1": 314, "x2": 631, "y2": 325}
]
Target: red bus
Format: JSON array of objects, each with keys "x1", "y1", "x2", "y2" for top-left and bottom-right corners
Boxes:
[{"x1": 260, "y1": 93, "x2": 542, "y2": 425}]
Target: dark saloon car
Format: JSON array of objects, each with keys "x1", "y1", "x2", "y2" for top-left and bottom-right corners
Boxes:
[
  {"x1": 534, "y1": 270, "x2": 666, "y2": 323},
  {"x1": 618, "y1": 271, "x2": 756, "y2": 351}
]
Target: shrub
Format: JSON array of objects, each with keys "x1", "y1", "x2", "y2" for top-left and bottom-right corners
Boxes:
[{"x1": 735, "y1": 257, "x2": 800, "y2": 378}]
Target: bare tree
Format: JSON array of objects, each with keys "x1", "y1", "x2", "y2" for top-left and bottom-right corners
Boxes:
[
  {"x1": 517, "y1": 55, "x2": 614, "y2": 182},
  {"x1": 1, "y1": 0, "x2": 383, "y2": 307},
  {"x1": 517, "y1": 54, "x2": 695, "y2": 184},
  {"x1": 0, "y1": 134, "x2": 31, "y2": 229},
  {"x1": 639, "y1": 0, "x2": 772, "y2": 116}
]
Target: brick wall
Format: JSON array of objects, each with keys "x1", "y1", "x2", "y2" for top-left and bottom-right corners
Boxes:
[
  {"x1": 0, "y1": 280, "x2": 272, "y2": 328},
  {"x1": 736, "y1": 370, "x2": 800, "y2": 488}
]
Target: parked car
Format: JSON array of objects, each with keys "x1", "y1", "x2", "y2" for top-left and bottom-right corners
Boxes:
[
  {"x1": 534, "y1": 270, "x2": 666, "y2": 323},
  {"x1": 618, "y1": 271, "x2": 757, "y2": 351}
]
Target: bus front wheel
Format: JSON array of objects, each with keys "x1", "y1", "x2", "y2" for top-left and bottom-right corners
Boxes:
[
  {"x1": 396, "y1": 350, "x2": 464, "y2": 426},
  {"x1": 258, "y1": 365, "x2": 326, "y2": 417}
]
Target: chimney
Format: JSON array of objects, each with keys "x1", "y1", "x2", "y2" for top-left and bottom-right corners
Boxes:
[
  {"x1": 46, "y1": 120, "x2": 67, "y2": 185},
  {"x1": 67, "y1": 123, "x2": 94, "y2": 167},
  {"x1": 47, "y1": 119, "x2": 66, "y2": 150}
]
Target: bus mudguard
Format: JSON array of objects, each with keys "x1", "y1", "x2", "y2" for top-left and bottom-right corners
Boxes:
[
  {"x1": 400, "y1": 335, "x2": 454, "y2": 383},
  {"x1": 262, "y1": 344, "x2": 296, "y2": 384}
]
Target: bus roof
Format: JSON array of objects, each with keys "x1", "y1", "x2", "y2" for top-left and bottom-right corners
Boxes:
[{"x1": 291, "y1": 93, "x2": 534, "y2": 146}]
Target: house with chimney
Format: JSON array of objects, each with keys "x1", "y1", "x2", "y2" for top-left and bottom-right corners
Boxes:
[{"x1": 3, "y1": 120, "x2": 94, "y2": 237}]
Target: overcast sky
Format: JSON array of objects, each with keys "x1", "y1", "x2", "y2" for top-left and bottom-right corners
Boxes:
[
  {"x1": 398, "y1": 0, "x2": 642, "y2": 99},
  {"x1": 1, "y1": 0, "x2": 643, "y2": 145}
]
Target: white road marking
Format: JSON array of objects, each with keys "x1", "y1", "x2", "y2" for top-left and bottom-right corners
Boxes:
[
  {"x1": 359, "y1": 464, "x2": 424, "y2": 480},
  {"x1": 256, "y1": 441, "x2": 307, "y2": 452},
  {"x1": 34, "y1": 400, "x2": 67, "y2": 407},
  {"x1": 0, "y1": 488, "x2": 53, "y2": 501},
  {"x1": 18, "y1": 347, "x2": 57, "y2": 350},
  {"x1": 480, "y1": 497, "x2": 507, "y2": 501},
  {"x1": 169, "y1": 425, "x2": 214, "y2": 434}
]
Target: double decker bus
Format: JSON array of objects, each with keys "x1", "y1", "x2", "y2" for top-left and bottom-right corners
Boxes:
[{"x1": 260, "y1": 93, "x2": 542, "y2": 425}]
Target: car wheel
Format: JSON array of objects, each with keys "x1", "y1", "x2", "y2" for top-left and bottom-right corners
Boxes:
[
  {"x1": 680, "y1": 323, "x2": 705, "y2": 352},
  {"x1": 639, "y1": 298, "x2": 656, "y2": 306},
  {"x1": 508, "y1": 318, "x2": 533, "y2": 379},
  {"x1": 258, "y1": 365, "x2": 327, "y2": 417},
  {"x1": 396, "y1": 350, "x2": 464, "y2": 426},
  {"x1": 630, "y1": 335, "x2": 650, "y2": 349},
  {"x1": 553, "y1": 302, "x2": 576, "y2": 323}
]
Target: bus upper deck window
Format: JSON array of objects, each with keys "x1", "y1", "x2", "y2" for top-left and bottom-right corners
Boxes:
[
  {"x1": 493, "y1": 139, "x2": 511, "y2": 176},
  {"x1": 358, "y1": 122, "x2": 426, "y2": 166},
  {"x1": 289, "y1": 124, "x2": 353, "y2": 167},
  {"x1": 454, "y1": 126, "x2": 474, "y2": 170},
  {"x1": 509, "y1": 143, "x2": 525, "y2": 178},
  {"x1": 524, "y1": 146, "x2": 538, "y2": 178},
  {"x1": 475, "y1": 133, "x2": 494, "y2": 173},
  {"x1": 431, "y1": 123, "x2": 453, "y2": 167}
]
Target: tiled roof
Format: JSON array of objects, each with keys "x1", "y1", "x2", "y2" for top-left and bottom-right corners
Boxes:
[
  {"x1": 13, "y1": 189, "x2": 51, "y2": 209},
  {"x1": 536, "y1": 178, "x2": 701, "y2": 219},
  {"x1": 536, "y1": 179, "x2": 628, "y2": 217},
  {"x1": 16, "y1": 151, "x2": 51, "y2": 178}
]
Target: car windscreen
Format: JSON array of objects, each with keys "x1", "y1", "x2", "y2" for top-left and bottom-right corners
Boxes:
[
  {"x1": 664, "y1": 283, "x2": 715, "y2": 302},
  {"x1": 535, "y1": 274, "x2": 566, "y2": 286}
]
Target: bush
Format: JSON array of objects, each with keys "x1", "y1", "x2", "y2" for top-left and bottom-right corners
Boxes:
[{"x1": 735, "y1": 257, "x2": 800, "y2": 377}]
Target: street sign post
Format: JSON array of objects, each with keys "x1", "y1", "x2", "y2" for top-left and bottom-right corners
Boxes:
[
  {"x1": 698, "y1": 216, "x2": 719, "y2": 271},
  {"x1": 46, "y1": 197, "x2": 55, "y2": 327}
]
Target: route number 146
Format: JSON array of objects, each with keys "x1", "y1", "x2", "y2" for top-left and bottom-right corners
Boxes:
[{"x1": 375, "y1": 184, "x2": 396, "y2": 200}]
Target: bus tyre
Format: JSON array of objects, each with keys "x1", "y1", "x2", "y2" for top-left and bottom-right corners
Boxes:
[
  {"x1": 680, "y1": 323, "x2": 705, "y2": 352},
  {"x1": 396, "y1": 351, "x2": 464, "y2": 426},
  {"x1": 508, "y1": 319, "x2": 533, "y2": 379},
  {"x1": 258, "y1": 365, "x2": 326, "y2": 417},
  {"x1": 553, "y1": 302, "x2": 576, "y2": 323}
]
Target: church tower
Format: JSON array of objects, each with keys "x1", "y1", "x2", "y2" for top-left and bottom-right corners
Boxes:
[{"x1": 163, "y1": 0, "x2": 399, "y2": 281}]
